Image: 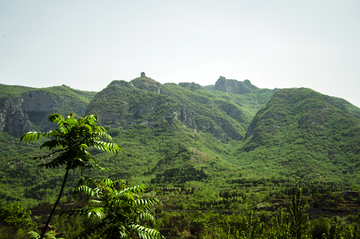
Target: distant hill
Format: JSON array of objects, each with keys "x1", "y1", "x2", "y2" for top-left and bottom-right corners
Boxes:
[
  {"x1": 235, "y1": 88, "x2": 360, "y2": 183},
  {"x1": 0, "y1": 77, "x2": 360, "y2": 204},
  {"x1": 86, "y1": 76, "x2": 273, "y2": 141},
  {"x1": 0, "y1": 84, "x2": 97, "y2": 135}
]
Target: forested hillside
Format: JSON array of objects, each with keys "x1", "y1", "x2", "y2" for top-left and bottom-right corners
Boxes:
[
  {"x1": 235, "y1": 88, "x2": 360, "y2": 183},
  {"x1": 1, "y1": 77, "x2": 360, "y2": 206},
  {"x1": 2, "y1": 77, "x2": 360, "y2": 238}
]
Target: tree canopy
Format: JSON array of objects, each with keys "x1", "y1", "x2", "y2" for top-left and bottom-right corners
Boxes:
[
  {"x1": 63, "y1": 177, "x2": 164, "y2": 238},
  {"x1": 21, "y1": 113, "x2": 121, "y2": 238}
]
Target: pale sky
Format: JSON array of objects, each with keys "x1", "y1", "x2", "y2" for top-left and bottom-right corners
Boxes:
[{"x1": 1, "y1": 0, "x2": 360, "y2": 107}]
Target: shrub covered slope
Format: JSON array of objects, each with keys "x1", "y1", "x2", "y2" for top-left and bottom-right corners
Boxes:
[{"x1": 0, "y1": 77, "x2": 360, "y2": 205}]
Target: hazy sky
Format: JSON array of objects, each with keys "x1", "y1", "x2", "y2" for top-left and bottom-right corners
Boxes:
[{"x1": 1, "y1": 0, "x2": 360, "y2": 107}]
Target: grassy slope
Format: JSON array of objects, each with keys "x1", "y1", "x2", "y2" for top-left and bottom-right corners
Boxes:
[
  {"x1": 1, "y1": 82, "x2": 359, "y2": 206},
  {"x1": 234, "y1": 88, "x2": 360, "y2": 184},
  {"x1": 0, "y1": 80, "x2": 272, "y2": 204},
  {"x1": 0, "y1": 84, "x2": 96, "y2": 102},
  {"x1": 0, "y1": 84, "x2": 35, "y2": 98},
  {"x1": 40, "y1": 85, "x2": 97, "y2": 104},
  {"x1": 163, "y1": 83, "x2": 274, "y2": 140},
  {"x1": 0, "y1": 119, "x2": 255, "y2": 205}
]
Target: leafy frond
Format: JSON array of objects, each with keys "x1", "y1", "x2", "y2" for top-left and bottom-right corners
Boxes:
[
  {"x1": 138, "y1": 212, "x2": 155, "y2": 222},
  {"x1": 40, "y1": 139, "x2": 64, "y2": 150},
  {"x1": 84, "y1": 114, "x2": 99, "y2": 125},
  {"x1": 110, "y1": 179, "x2": 127, "y2": 190},
  {"x1": 20, "y1": 131, "x2": 44, "y2": 143},
  {"x1": 20, "y1": 113, "x2": 123, "y2": 239},
  {"x1": 121, "y1": 185, "x2": 146, "y2": 194},
  {"x1": 64, "y1": 115, "x2": 76, "y2": 128},
  {"x1": 86, "y1": 207, "x2": 105, "y2": 220},
  {"x1": 73, "y1": 185, "x2": 98, "y2": 198},
  {"x1": 113, "y1": 191, "x2": 136, "y2": 205},
  {"x1": 96, "y1": 130, "x2": 114, "y2": 142},
  {"x1": 131, "y1": 224, "x2": 165, "y2": 239},
  {"x1": 93, "y1": 140, "x2": 121, "y2": 153},
  {"x1": 88, "y1": 199, "x2": 102, "y2": 204},
  {"x1": 28, "y1": 231, "x2": 40, "y2": 239},
  {"x1": 48, "y1": 113, "x2": 64, "y2": 124},
  {"x1": 71, "y1": 178, "x2": 163, "y2": 239},
  {"x1": 135, "y1": 198, "x2": 159, "y2": 208}
]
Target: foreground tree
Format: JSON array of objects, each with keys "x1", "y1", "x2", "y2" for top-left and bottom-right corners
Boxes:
[
  {"x1": 62, "y1": 177, "x2": 164, "y2": 239},
  {"x1": 21, "y1": 113, "x2": 121, "y2": 238}
]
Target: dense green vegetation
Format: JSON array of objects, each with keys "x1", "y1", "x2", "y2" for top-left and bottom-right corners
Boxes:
[
  {"x1": 1, "y1": 78, "x2": 360, "y2": 238},
  {"x1": 1, "y1": 80, "x2": 360, "y2": 201},
  {"x1": 3, "y1": 185, "x2": 360, "y2": 238},
  {"x1": 0, "y1": 84, "x2": 35, "y2": 98},
  {"x1": 0, "y1": 84, "x2": 96, "y2": 103},
  {"x1": 333, "y1": 97, "x2": 360, "y2": 119},
  {"x1": 20, "y1": 113, "x2": 122, "y2": 238},
  {"x1": 236, "y1": 88, "x2": 360, "y2": 183}
]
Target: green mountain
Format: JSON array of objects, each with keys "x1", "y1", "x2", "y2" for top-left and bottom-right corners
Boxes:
[
  {"x1": 0, "y1": 84, "x2": 96, "y2": 135},
  {"x1": 85, "y1": 76, "x2": 273, "y2": 141},
  {"x1": 235, "y1": 88, "x2": 360, "y2": 183},
  {"x1": 0, "y1": 76, "x2": 360, "y2": 205}
]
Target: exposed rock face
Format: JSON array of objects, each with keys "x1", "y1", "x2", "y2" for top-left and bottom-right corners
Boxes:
[
  {"x1": 86, "y1": 80, "x2": 197, "y2": 130},
  {"x1": 214, "y1": 77, "x2": 258, "y2": 94},
  {"x1": 178, "y1": 82, "x2": 205, "y2": 91},
  {"x1": 131, "y1": 78, "x2": 170, "y2": 95},
  {"x1": 0, "y1": 97, "x2": 32, "y2": 136},
  {"x1": 195, "y1": 118, "x2": 224, "y2": 139},
  {"x1": 0, "y1": 88, "x2": 93, "y2": 136},
  {"x1": 165, "y1": 107, "x2": 197, "y2": 129},
  {"x1": 20, "y1": 91, "x2": 57, "y2": 112},
  {"x1": 217, "y1": 102, "x2": 246, "y2": 124},
  {"x1": 16, "y1": 91, "x2": 59, "y2": 132}
]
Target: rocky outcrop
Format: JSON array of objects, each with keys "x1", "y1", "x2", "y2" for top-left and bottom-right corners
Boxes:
[
  {"x1": 212, "y1": 118, "x2": 243, "y2": 140},
  {"x1": 194, "y1": 114, "x2": 243, "y2": 140},
  {"x1": 195, "y1": 117, "x2": 224, "y2": 139},
  {"x1": 131, "y1": 77, "x2": 171, "y2": 95},
  {"x1": 214, "y1": 77, "x2": 258, "y2": 94},
  {"x1": 20, "y1": 91, "x2": 57, "y2": 112},
  {"x1": 164, "y1": 106, "x2": 197, "y2": 129},
  {"x1": 178, "y1": 82, "x2": 205, "y2": 91},
  {"x1": 86, "y1": 80, "x2": 197, "y2": 130},
  {"x1": 217, "y1": 101, "x2": 246, "y2": 124},
  {"x1": 131, "y1": 78, "x2": 162, "y2": 94},
  {"x1": 0, "y1": 86, "x2": 94, "y2": 136},
  {"x1": 0, "y1": 97, "x2": 32, "y2": 136}
]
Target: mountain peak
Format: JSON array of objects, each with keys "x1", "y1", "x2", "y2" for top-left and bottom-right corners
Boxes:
[{"x1": 214, "y1": 77, "x2": 258, "y2": 94}]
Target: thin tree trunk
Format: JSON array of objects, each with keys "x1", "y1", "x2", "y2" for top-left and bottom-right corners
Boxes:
[{"x1": 40, "y1": 168, "x2": 70, "y2": 238}]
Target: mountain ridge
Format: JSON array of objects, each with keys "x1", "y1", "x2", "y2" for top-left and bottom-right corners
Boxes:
[{"x1": 0, "y1": 76, "x2": 360, "y2": 204}]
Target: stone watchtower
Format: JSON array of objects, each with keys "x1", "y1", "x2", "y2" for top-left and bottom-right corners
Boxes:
[{"x1": 141, "y1": 72, "x2": 145, "y2": 77}]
